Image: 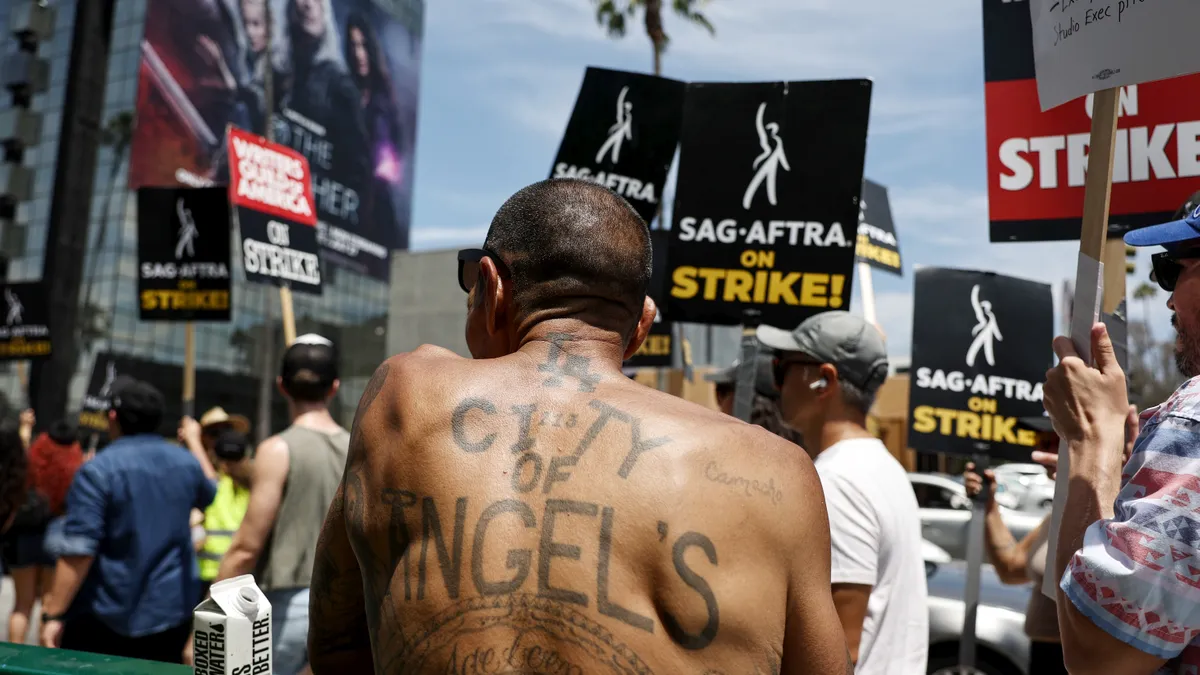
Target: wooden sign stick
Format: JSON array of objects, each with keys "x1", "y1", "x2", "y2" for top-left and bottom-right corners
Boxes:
[
  {"x1": 1041, "y1": 86, "x2": 1120, "y2": 599},
  {"x1": 183, "y1": 322, "x2": 196, "y2": 418},
  {"x1": 280, "y1": 286, "x2": 297, "y2": 347}
]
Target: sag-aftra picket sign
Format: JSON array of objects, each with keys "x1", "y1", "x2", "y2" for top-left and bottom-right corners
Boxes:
[
  {"x1": 137, "y1": 186, "x2": 233, "y2": 322},
  {"x1": 551, "y1": 67, "x2": 686, "y2": 226},
  {"x1": 667, "y1": 79, "x2": 872, "y2": 327},
  {"x1": 907, "y1": 268, "x2": 1053, "y2": 461}
]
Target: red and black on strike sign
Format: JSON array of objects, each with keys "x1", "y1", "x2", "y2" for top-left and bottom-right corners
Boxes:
[
  {"x1": 228, "y1": 127, "x2": 323, "y2": 294},
  {"x1": 984, "y1": 0, "x2": 1200, "y2": 243}
]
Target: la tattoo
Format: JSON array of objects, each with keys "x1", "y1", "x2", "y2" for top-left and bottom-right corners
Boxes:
[{"x1": 538, "y1": 333, "x2": 601, "y2": 392}]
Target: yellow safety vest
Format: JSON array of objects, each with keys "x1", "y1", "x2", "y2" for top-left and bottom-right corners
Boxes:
[{"x1": 198, "y1": 476, "x2": 250, "y2": 581}]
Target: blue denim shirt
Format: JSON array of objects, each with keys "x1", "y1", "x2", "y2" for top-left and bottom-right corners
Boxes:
[{"x1": 58, "y1": 434, "x2": 217, "y2": 637}]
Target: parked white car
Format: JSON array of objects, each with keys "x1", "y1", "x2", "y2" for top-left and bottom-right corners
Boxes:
[
  {"x1": 993, "y1": 463, "x2": 1055, "y2": 513},
  {"x1": 909, "y1": 473, "x2": 1044, "y2": 561},
  {"x1": 926, "y1": 559, "x2": 1032, "y2": 675}
]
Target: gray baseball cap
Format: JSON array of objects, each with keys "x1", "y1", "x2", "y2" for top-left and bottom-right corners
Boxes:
[{"x1": 756, "y1": 311, "x2": 889, "y2": 393}]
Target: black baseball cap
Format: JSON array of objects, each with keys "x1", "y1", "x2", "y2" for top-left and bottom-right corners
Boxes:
[
  {"x1": 47, "y1": 420, "x2": 79, "y2": 446},
  {"x1": 704, "y1": 354, "x2": 780, "y2": 398},
  {"x1": 109, "y1": 376, "x2": 166, "y2": 435},
  {"x1": 280, "y1": 334, "x2": 339, "y2": 401},
  {"x1": 212, "y1": 428, "x2": 251, "y2": 461}
]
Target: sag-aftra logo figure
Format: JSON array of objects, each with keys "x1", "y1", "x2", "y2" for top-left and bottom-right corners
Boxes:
[
  {"x1": 596, "y1": 86, "x2": 633, "y2": 165},
  {"x1": 742, "y1": 102, "x2": 790, "y2": 210}
]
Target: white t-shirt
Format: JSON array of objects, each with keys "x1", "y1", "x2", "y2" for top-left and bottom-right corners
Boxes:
[{"x1": 814, "y1": 437, "x2": 928, "y2": 675}]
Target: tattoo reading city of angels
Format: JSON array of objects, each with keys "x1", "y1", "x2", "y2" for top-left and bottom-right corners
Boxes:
[
  {"x1": 451, "y1": 397, "x2": 671, "y2": 494},
  {"x1": 365, "y1": 393, "x2": 724, "y2": 669},
  {"x1": 371, "y1": 487, "x2": 723, "y2": 673}
]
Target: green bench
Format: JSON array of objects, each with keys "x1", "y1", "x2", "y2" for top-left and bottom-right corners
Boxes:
[{"x1": 0, "y1": 643, "x2": 192, "y2": 674}]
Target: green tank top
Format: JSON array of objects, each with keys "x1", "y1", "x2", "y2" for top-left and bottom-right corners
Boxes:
[{"x1": 255, "y1": 424, "x2": 349, "y2": 592}]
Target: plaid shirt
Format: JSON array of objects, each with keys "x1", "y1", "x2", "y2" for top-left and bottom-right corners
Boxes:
[{"x1": 1061, "y1": 375, "x2": 1200, "y2": 674}]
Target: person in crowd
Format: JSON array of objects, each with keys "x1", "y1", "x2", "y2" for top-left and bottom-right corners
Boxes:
[
  {"x1": 758, "y1": 310, "x2": 927, "y2": 674},
  {"x1": 307, "y1": 179, "x2": 851, "y2": 674},
  {"x1": 0, "y1": 414, "x2": 29, "y2": 535},
  {"x1": 178, "y1": 406, "x2": 252, "y2": 544},
  {"x1": 210, "y1": 334, "x2": 349, "y2": 675},
  {"x1": 17, "y1": 408, "x2": 33, "y2": 449},
  {"x1": 967, "y1": 416, "x2": 1063, "y2": 673},
  {"x1": 344, "y1": 11, "x2": 402, "y2": 245},
  {"x1": 37, "y1": 377, "x2": 215, "y2": 662},
  {"x1": 707, "y1": 355, "x2": 805, "y2": 445},
  {"x1": 277, "y1": 0, "x2": 369, "y2": 192},
  {"x1": 707, "y1": 363, "x2": 737, "y2": 415},
  {"x1": 1042, "y1": 191, "x2": 1200, "y2": 674},
  {"x1": 194, "y1": 428, "x2": 252, "y2": 601},
  {"x1": 178, "y1": 408, "x2": 241, "y2": 569},
  {"x1": 964, "y1": 413, "x2": 1139, "y2": 675},
  {"x1": 5, "y1": 421, "x2": 83, "y2": 644}
]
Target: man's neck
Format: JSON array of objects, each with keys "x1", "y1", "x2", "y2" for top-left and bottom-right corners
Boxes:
[
  {"x1": 804, "y1": 418, "x2": 875, "y2": 460},
  {"x1": 515, "y1": 320, "x2": 630, "y2": 378},
  {"x1": 289, "y1": 402, "x2": 339, "y2": 431}
]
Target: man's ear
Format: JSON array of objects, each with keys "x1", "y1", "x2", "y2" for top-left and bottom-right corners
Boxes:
[
  {"x1": 479, "y1": 256, "x2": 507, "y2": 336},
  {"x1": 817, "y1": 363, "x2": 840, "y2": 399},
  {"x1": 624, "y1": 297, "x2": 657, "y2": 361}
]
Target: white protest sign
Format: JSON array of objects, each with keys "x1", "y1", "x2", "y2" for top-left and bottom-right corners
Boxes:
[{"x1": 1030, "y1": 0, "x2": 1200, "y2": 111}]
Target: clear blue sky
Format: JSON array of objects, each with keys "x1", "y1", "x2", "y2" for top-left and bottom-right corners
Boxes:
[{"x1": 407, "y1": 0, "x2": 1174, "y2": 360}]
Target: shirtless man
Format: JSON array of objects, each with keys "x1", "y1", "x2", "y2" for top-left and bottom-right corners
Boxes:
[{"x1": 309, "y1": 178, "x2": 850, "y2": 675}]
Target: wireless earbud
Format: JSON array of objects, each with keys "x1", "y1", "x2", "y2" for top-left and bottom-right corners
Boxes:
[{"x1": 809, "y1": 378, "x2": 828, "y2": 391}]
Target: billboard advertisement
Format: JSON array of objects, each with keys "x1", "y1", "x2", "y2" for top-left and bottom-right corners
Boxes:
[{"x1": 129, "y1": 0, "x2": 425, "y2": 280}]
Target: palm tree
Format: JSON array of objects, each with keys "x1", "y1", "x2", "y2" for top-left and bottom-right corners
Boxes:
[
  {"x1": 1133, "y1": 281, "x2": 1158, "y2": 341},
  {"x1": 80, "y1": 110, "x2": 135, "y2": 352},
  {"x1": 592, "y1": 0, "x2": 715, "y2": 75}
]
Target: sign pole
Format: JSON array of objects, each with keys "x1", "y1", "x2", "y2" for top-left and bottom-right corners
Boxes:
[
  {"x1": 857, "y1": 261, "x2": 877, "y2": 325},
  {"x1": 15, "y1": 361, "x2": 27, "y2": 403},
  {"x1": 1102, "y1": 236, "x2": 1128, "y2": 314},
  {"x1": 1042, "y1": 86, "x2": 1120, "y2": 599},
  {"x1": 733, "y1": 309, "x2": 762, "y2": 422},
  {"x1": 182, "y1": 322, "x2": 196, "y2": 418},
  {"x1": 958, "y1": 454, "x2": 989, "y2": 673},
  {"x1": 279, "y1": 286, "x2": 296, "y2": 346}
]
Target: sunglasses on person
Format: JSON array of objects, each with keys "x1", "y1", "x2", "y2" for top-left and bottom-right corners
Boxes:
[
  {"x1": 1150, "y1": 248, "x2": 1200, "y2": 292},
  {"x1": 457, "y1": 247, "x2": 510, "y2": 293},
  {"x1": 772, "y1": 356, "x2": 825, "y2": 389}
]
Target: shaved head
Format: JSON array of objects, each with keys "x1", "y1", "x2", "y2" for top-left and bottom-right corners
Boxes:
[{"x1": 484, "y1": 178, "x2": 653, "y2": 336}]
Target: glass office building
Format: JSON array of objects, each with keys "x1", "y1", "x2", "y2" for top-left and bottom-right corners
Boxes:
[{"x1": 0, "y1": 0, "x2": 396, "y2": 432}]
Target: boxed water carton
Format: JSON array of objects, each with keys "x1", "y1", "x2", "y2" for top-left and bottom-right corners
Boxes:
[{"x1": 193, "y1": 574, "x2": 272, "y2": 675}]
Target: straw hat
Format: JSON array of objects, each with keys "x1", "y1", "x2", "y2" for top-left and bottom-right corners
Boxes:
[{"x1": 198, "y1": 407, "x2": 250, "y2": 434}]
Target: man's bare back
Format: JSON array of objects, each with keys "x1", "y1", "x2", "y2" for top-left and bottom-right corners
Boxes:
[
  {"x1": 309, "y1": 178, "x2": 849, "y2": 674},
  {"x1": 311, "y1": 334, "x2": 849, "y2": 674}
]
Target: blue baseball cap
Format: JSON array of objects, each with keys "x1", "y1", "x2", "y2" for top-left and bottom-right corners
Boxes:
[{"x1": 1125, "y1": 198, "x2": 1200, "y2": 247}]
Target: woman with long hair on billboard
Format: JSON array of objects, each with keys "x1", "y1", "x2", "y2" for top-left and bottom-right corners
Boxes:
[{"x1": 344, "y1": 11, "x2": 401, "y2": 246}]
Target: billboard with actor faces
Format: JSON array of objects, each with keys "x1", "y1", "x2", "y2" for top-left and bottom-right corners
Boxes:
[{"x1": 129, "y1": 0, "x2": 425, "y2": 280}]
